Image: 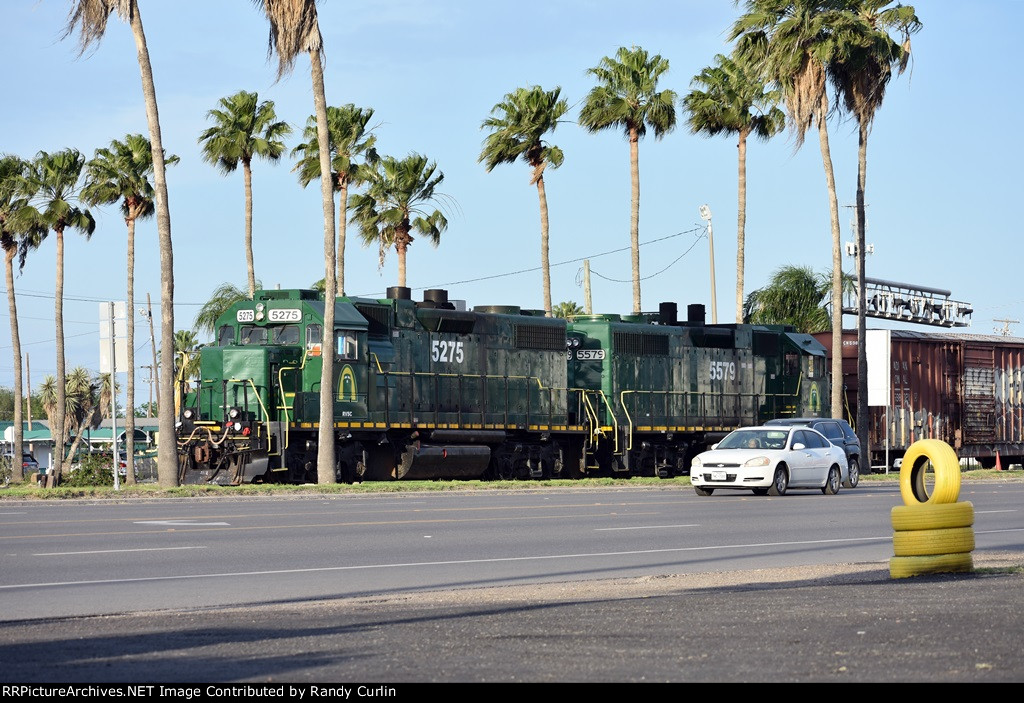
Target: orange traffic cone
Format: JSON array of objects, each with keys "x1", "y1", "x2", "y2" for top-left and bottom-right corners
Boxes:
[{"x1": 996, "y1": 450, "x2": 1003, "y2": 471}]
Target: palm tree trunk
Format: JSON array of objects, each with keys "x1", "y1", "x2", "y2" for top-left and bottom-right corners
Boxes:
[
  {"x1": 311, "y1": 47, "x2": 337, "y2": 485},
  {"x1": 5, "y1": 248, "x2": 24, "y2": 483},
  {"x1": 124, "y1": 216, "x2": 137, "y2": 485},
  {"x1": 856, "y1": 121, "x2": 870, "y2": 462},
  {"x1": 736, "y1": 128, "x2": 749, "y2": 323},
  {"x1": 629, "y1": 127, "x2": 642, "y2": 315},
  {"x1": 243, "y1": 159, "x2": 256, "y2": 298},
  {"x1": 536, "y1": 173, "x2": 552, "y2": 316},
  {"x1": 816, "y1": 108, "x2": 844, "y2": 420},
  {"x1": 129, "y1": 2, "x2": 179, "y2": 487},
  {"x1": 337, "y1": 179, "x2": 348, "y2": 296},
  {"x1": 53, "y1": 228, "x2": 66, "y2": 485}
]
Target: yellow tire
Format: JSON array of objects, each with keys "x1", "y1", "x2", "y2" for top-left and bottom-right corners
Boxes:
[
  {"x1": 899, "y1": 439, "x2": 961, "y2": 506},
  {"x1": 889, "y1": 552, "x2": 974, "y2": 579},
  {"x1": 890, "y1": 501, "x2": 974, "y2": 531},
  {"x1": 892, "y1": 526, "x2": 975, "y2": 556}
]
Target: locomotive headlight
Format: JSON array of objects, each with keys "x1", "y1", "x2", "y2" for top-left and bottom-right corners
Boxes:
[
  {"x1": 256, "y1": 303, "x2": 265, "y2": 312},
  {"x1": 256, "y1": 312, "x2": 265, "y2": 321},
  {"x1": 233, "y1": 422, "x2": 243, "y2": 432},
  {"x1": 183, "y1": 409, "x2": 195, "y2": 420},
  {"x1": 228, "y1": 408, "x2": 240, "y2": 419}
]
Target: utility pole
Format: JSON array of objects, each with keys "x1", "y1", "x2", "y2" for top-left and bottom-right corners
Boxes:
[
  {"x1": 24, "y1": 353, "x2": 31, "y2": 430},
  {"x1": 994, "y1": 318, "x2": 1018, "y2": 336},
  {"x1": 583, "y1": 260, "x2": 593, "y2": 314},
  {"x1": 699, "y1": 205, "x2": 718, "y2": 324},
  {"x1": 144, "y1": 294, "x2": 159, "y2": 414}
]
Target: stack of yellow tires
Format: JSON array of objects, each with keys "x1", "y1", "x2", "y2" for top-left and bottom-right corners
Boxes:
[{"x1": 890, "y1": 439, "x2": 975, "y2": 579}]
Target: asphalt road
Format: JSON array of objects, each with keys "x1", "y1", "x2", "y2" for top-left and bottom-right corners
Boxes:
[{"x1": 1, "y1": 479, "x2": 1022, "y2": 683}]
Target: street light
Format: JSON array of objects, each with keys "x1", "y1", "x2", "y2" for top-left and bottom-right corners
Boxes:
[{"x1": 699, "y1": 204, "x2": 718, "y2": 324}]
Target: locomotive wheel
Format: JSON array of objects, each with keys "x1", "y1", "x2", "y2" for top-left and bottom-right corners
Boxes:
[
  {"x1": 899, "y1": 439, "x2": 961, "y2": 506},
  {"x1": 890, "y1": 501, "x2": 974, "y2": 531}
]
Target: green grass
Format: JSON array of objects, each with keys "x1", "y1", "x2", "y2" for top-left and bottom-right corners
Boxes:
[{"x1": 2, "y1": 467, "x2": 1020, "y2": 500}]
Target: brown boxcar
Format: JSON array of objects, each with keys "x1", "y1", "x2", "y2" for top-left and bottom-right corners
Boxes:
[{"x1": 813, "y1": 329, "x2": 1024, "y2": 470}]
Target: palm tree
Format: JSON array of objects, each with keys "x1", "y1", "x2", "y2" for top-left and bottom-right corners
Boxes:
[
  {"x1": 480, "y1": 86, "x2": 569, "y2": 316},
  {"x1": 40, "y1": 367, "x2": 116, "y2": 484},
  {"x1": 0, "y1": 155, "x2": 45, "y2": 484},
  {"x1": 829, "y1": 0, "x2": 921, "y2": 454},
  {"x1": 193, "y1": 280, "x2": 258, "y2": 339},
  {"x1": 258, "y1": 0, "x2": 336, "y2": 485},
  {"x1": 552, "y1": 301, "x2": 584, "y2": 320},
  {"x1": 682, "y1": 52, "x2": 785, "y2": 323},
  {"x1": 349, "y1": 154, "x2": 449, "y2": 288},
  {"x1": 744, "y1": 265, "x2": 832, "y2": 333},
  {"x1": 731, "y1": 0, "x2": 858, "y2": 419},
  {"x1": 579, "y1": 46, "x2": 677, "y2": 315},
  {"x1": 199, "y1": 90, "x2": 292, "y2": 299},
  {"x1": 63, "y1": 0, "x2": 180, "y2": 488},
  {"x1": 292, "y1": 104, "x2": 378, "y2": 296},
  {"x1": 22, "y1": 149, "x2": 95, "y2": 483},
  {"x1": 83, "y1": 134, "x2": 179, "y2": 485}
]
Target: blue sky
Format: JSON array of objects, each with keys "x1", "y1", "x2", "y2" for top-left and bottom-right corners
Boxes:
[{"x1": 1, "y1": 1, "x2": 1021, "y2": 400}]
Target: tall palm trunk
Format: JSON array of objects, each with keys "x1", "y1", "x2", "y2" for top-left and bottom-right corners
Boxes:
[
  {"x1": 736, "y1": 127, "x2": 749, "y2": 323},
  {"x1": 816, "y1": 105, "x2": 844, "y2": 420},
  {"x1": 5, "y1": 248, "x2": 24, "y2": 483},
  {"x1": 395, "y1": 223, "x2": 412, "y2": 288},
  {"x1": 53, "y1": 228, "x2": 66, "y2": 484},
  {"x1": 337, "y1": 179, "x2": 348, "y2": 296},
  {"x1": 629, "y1": 126, "x2": 641, "y2": 315},
  {"x1": 535, "y1": 172, "x2": 552, "y2": 316},
  {"x1": 855, "y1": 121, "x2": 869, "y2": 455},
  {"x1": 311, "y1": 48, "x2": 337, "y2": 485},
  {"x1": 128, "y1": 3, "x2": 178, "y2": 487},
  {"x1": 124, "y1": 215, "x2": 137, "y2": 485},
  {"x1": 243, "y1": 158, "x2": 256, "y2": 298}
]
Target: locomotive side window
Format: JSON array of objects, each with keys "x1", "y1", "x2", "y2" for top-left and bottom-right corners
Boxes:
[
  {"x1": 306, "y1": 324, "x2": 322, "y2": 355},
  {"x1": 240, "y1": 326, "x2": 268, "y2": 346},
  {"x1": 784, "y1": 352, "x2": 798, "y2": 376},
  {"x1": 272, "y1": 325, "x2": 300, "y2": 345},
  {"x1": 336, "y1": 330, "x2": 358, "y2": 360},
  {"x1": 218, "y1": 325, "x2": 234, "y2": 346}
]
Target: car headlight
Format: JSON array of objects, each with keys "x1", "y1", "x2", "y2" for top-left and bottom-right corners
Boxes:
[
  {"x1": 691, "y1": 456, "x2": 703, "y2": 468},
  {"x1": 743, "y1": 456, "x2": 770, "y2": 467}
]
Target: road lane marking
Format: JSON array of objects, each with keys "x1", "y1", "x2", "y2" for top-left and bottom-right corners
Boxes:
[
  {"x1": 34, "y1": 546, "x2": 208, "y2": 556},
  {"x1": 595, "y1": 524, "x2": 699, "y2": 531},
  {"x1": 135, "y1": 520, "x2": 230, "y2": 526}
]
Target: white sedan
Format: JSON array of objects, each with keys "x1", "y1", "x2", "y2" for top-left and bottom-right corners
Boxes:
[{"x1": 690, "y1": 425, "x2": 849, "y2": 496}]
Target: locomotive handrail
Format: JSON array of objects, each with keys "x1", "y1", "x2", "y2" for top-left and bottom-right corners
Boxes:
[
  {"x1": 226, "y1": 377, "x2": 274, "y2": 454},
  {"x1": 276, "y1": 350, "x2": 308, "y2": 463}
]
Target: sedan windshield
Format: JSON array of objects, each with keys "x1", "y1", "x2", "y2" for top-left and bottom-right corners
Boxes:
[{"x1": 718, "y1": 430, "x2": 790, "y2": 450}]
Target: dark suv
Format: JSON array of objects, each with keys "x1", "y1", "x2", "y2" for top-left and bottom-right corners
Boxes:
[{"x1": 764, "y1": 417, "x2": 862, "y2": 488}]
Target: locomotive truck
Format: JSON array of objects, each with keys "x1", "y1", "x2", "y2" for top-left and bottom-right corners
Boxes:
[{"x1": 175, "y1": 286, "x2": 829, "y2": 484}]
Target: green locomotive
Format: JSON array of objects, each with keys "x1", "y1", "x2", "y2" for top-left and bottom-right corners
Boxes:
[{"x1": 175, "y1": 288, "x2": 827, "y2": 484}]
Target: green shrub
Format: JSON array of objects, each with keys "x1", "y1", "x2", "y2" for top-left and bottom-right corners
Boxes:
[{"x1": 61, "y1": 453, "x2": 116, "y2": 487}]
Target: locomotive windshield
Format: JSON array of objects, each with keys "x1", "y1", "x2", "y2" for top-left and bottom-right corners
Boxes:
[{"x1": 239, "y1": 326, "x2": 268, "y2": 345}]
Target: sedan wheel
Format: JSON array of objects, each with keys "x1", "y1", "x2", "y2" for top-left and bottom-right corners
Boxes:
[
  {"x1": 767, "y1": 467, "x2": 788, "y2": 496},
  {"x1": 843, "y1": 457, "x2": 860, "y2": 489},
  {"x1": 822, "y1": 465, "x2": 841, "y2": 495},
  {"x1": 694, "y1": 486, "x2": 714, "y2": 496},
  {"x1": 751, "y1": 488, "x2": 769, "y2": 496}
]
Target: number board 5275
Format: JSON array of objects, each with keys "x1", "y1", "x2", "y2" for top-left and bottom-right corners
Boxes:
[{"x1": 267, "y1": 309, "x2": 301, "y2": 322}]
